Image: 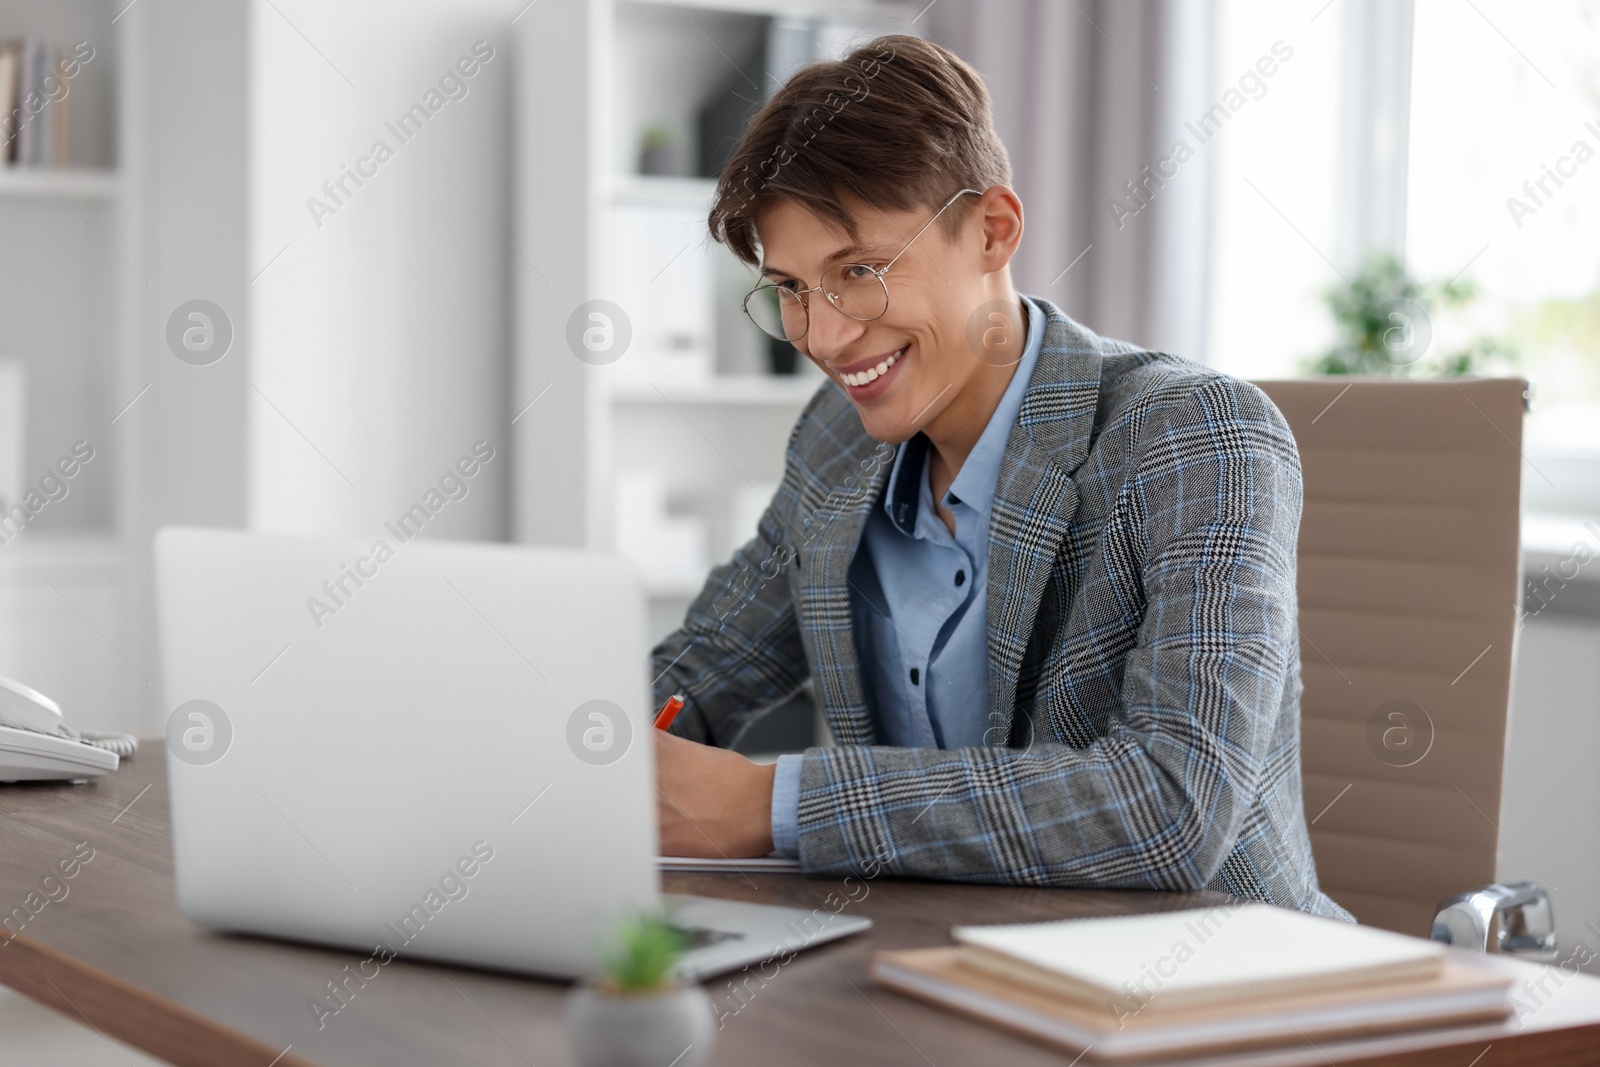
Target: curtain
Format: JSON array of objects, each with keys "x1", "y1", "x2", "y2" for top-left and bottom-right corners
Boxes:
[{"x1": 926, "y1": 0, "x2": 1216, "y2": 361}]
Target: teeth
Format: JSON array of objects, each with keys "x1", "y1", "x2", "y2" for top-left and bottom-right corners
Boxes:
[{"x1": 843, "y1": 348, "x2": 903, "y2": 387}]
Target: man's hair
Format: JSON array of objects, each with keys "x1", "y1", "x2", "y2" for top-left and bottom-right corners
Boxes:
[{"x1": 707, "y1": 35, "x2": 1011, "y2": 266}]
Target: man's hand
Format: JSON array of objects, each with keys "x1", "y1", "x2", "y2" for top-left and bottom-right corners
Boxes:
[{"x1": 654, "y1": 730, "x2": 776, "y2": 857}]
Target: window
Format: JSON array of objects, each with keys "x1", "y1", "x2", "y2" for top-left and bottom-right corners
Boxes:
[
  {"x1": 1208, "y1": 0, "x2": 1600, "y2": 470},
  {"x1": 1407, "y1": 0, "x2": 1600, "y2": 453},
  {"x1": 1206, "y1": 0, "x2": 1344, "y2": 380}
]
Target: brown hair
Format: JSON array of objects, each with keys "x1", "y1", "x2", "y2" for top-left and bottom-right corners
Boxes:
[{"x1": 707, "y1": 34, "x2": 1011, "y2": 266}]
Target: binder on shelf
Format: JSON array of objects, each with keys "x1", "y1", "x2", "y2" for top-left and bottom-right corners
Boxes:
[
  {"x1": 613, "y1": 471, "x2": 711, "y2": 595},
  {"x1": 609, "y1": 197, "x2": 715, "y2": 385}
]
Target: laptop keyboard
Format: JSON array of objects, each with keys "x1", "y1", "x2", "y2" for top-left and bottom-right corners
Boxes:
[{"x1": 672, "y1": 924, "x2": 745, "y2": 948}]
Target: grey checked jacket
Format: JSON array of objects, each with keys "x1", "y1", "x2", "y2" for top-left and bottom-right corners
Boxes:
[{"x1": 653, "y1": 298, "x2": 1352, "y2": 920}]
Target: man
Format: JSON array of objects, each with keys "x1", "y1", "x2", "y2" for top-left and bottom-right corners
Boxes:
[{"x1": 650, "y1": 34, "x2": 1349, "y2": 920}]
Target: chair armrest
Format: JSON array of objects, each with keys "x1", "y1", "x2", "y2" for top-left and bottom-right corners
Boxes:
[{"x1": 1431, "y1": 881, "x2": 1558, "y2": 962}]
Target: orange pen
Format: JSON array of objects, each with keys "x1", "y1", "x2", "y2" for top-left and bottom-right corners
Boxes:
[{"x1": 653, "y1": 692, "x2": 685, "y2": 731}]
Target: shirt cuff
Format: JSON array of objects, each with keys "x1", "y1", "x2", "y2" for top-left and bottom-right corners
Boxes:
[{"x1": 770, "y1": 754, "x2": 804, "y2": 858}]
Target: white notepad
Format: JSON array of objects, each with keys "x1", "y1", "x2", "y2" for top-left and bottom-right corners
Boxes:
[
  {"x1": 657, "y1": 854, "x2": 802, "y2": 873},
  {"x1": 953, "y1": 903, "x2": 1445, "y2": 1010}
]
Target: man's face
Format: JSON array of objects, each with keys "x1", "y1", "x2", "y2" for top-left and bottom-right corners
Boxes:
[{"x1": 756, "y1": 193, "x2": 997, "y2": 443}]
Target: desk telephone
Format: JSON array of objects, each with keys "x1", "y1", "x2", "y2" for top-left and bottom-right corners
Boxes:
[{"x1": 0, "y1": 675, "x2": 137, "y2": 782}]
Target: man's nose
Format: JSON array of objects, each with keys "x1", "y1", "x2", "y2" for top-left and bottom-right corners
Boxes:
[{"x1": 802, "y1": 294, "x2": 867, "y2": 364}]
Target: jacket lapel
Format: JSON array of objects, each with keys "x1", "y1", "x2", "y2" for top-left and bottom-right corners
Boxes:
[
  {"x1": 798, "y1": 433, "x2": 895, "y2": 746},
  {"x1": 798, "y1": 298, "x2": 1104, "y2": 748},
  {"x1": 984, "y1": 301, "x2": 1105, "y2": 741}
]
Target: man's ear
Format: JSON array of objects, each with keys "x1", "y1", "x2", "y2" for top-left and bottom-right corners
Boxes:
[{"x1": 975, "y1": 186, "x2": 1024, "y2": 273}]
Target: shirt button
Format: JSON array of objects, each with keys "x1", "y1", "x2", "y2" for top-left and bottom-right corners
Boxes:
[
  {"x1": 955, "y1": 569, "x2": 966, "y2": 587},
  {"x1": 910, "y1": 667, "x2": 920, "y2": 685}
]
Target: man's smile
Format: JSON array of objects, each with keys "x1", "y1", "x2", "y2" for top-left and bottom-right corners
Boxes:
[{"x1": 833, "y1": 343, "x2": 909, "y2": 399}]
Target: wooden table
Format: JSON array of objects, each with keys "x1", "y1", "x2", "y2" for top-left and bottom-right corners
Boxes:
[{"x1": 4, "y1": 754, "x2": 1600, "y2": 1067}]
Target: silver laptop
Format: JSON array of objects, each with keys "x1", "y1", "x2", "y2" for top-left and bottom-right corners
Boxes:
[{"x1": 154, "y1": 527, "x2": 867, "y2": 980}]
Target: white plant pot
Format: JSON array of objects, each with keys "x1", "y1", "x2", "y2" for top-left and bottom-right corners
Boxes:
[{"x1": 567, "y1": 982, "x2": 715, "y2": 1067}]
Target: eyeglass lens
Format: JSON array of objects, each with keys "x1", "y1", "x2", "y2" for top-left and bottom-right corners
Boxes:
[{"x1": 745, "y1": 264, "x2": 889, "y2": 342}]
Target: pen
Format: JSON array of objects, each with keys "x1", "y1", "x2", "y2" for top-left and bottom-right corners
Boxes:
[{"x1": 653, "y1": 692, "x2": 685, "y2": 731}]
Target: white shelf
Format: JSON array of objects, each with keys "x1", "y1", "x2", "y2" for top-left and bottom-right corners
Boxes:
[
  {"x1": 0, "y1": 531, "x2": 127, "y2": 574},
  {"x1": 0, "y1": 167, "x2": 121, "y2": 201},
  {"x1": 621, "y1": 0, "x2": 909, "y2": 19},
  {"x1": 610, "y1": 174, "x2": 717, "y2": 207},
  {"x1": 646, "y1": 578, "x2": 708, "y2": 599},
  {"x1": 610, "y1": 375, "x2": 826, "y2": 406}
]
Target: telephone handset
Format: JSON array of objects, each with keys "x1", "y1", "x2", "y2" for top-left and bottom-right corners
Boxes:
[{"x1": 0, "y1": 675, "x2": 138, "y2": 782}]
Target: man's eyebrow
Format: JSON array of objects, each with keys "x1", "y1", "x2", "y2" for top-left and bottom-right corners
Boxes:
[{"x1": 760, "y1": 243, "x2": 889, "y2": 278}]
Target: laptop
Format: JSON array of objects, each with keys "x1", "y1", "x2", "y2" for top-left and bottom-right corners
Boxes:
[{"x1": 154, "y1": 527, "x2": 868, "y2": 981}]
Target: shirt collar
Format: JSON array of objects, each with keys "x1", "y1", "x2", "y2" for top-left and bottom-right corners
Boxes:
[{"x1": 882, "y1": 295, "x2": 1047, "y2": 537}]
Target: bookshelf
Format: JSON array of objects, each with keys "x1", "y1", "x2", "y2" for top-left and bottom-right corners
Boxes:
[
  {"x1": 0, "y1": 0, "x2": 144, "y2": 736},
  {"x1": 508, "y1": 0, "x2": 919, "y2": 753},
  {"x1": 1, "y1": 1, "x2": 521, "y2": 739},
  {"x1": 0, "y1": 0, "x2": 919, "y2": 742},
  {"x1": 0, "y1": 165, "x2": 120, "y2": 199},
  {"x1": 512, "y1": 0, "x2": 918, "y2": 648},
  {"x1": 610, "y1": 376, "x2": 825, "y2": 406}
]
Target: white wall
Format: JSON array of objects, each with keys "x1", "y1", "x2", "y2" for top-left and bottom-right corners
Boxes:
[
  {"x1": 146, "y1": 0, "x2": 251, "y2": 531},
  {"x1": 510, "y1": 0, "x2": 604, "y2": 548},
  {"x1": 248, "y1": 0, "x2": 515, "y2": 541},
  {"x1": 0, "y1": 0, "x2": 122, "y2": 533},
  {"x1": 1501, "y1": 612, "x2": 1600, "y2": 970},
  {"x1": 0, "y1": 0, "x2": 146, "y2": 734}
]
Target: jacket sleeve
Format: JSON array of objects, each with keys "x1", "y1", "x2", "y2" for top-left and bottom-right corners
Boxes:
[
  {"x1": 649, "y1": 408, "x2": 815, "y2": 747},
  {"x1": 791, "y1": 376, "x2": 1303, "y2": 889}
]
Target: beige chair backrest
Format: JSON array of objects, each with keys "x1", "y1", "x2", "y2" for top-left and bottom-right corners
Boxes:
[{"x1": 1253, "y1": 378, "x2": 1526, "y2": 935}]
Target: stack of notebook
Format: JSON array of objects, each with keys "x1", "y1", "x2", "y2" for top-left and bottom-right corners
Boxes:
[{"x1": 870, "y1": 904, "x2": 1514, "y2": 1061}]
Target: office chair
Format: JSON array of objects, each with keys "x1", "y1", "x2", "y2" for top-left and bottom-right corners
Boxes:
[{"x1": 1254, "y1": 377, "x2": 1555, "y2": 960}]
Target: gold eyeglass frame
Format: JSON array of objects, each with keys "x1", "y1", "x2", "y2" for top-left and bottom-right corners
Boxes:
[{"x1": 741, "y1": 187, "x2": 983, "y2": 343}]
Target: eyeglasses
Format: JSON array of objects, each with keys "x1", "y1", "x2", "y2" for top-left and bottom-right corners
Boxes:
[{"x1": 741, "y1": 188, "x2": 983, "y2": 343}]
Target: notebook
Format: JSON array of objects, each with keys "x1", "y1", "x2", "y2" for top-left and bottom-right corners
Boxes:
[
  {"x1": 951, "y1": 904, "x2": 1447, "y2": 1010},
  {"x1": 658, "y1": 854, "x2": 801, "y2": 873},
  {"x1": 871, "y1": 945, "x2": 1513, "y2": 1062}
]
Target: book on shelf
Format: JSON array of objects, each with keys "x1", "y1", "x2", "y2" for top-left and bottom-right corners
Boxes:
[
  {"x1": 1, "y1": 38, "x2": 78, "y2": 169},
  {"x1": 0, "y1": 359, "x2": 22, "y2": 513},
  {"x1": 0, "y1": 41, "x2": 15, "y2": 163},
  {"x1": 52, "y1": 46, "x2": 71, "y2": 168},
  {"x1": 870, "y1": 904, "x2": 1515, "y2": 1062}
]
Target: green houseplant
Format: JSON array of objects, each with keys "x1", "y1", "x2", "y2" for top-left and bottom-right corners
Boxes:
[
  {"x1": 1305, "y1": 252, "x2": 1515, "y2": 377},
  {"x1": 639, "y1": 124, "x2": 675, "y2": 176},
  {"x1": 566, "y1": 913, "x2": 713, "y2": 1067}
]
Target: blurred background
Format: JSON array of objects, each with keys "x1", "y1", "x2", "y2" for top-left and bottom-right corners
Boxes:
[{"x1": 0, "y1": 0, "x2": 1597, "y2": 1020}]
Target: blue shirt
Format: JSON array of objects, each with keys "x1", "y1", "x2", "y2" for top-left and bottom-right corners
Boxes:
[{"x1": 771, "y1": 295, "x2": 1045, "y2": 856}]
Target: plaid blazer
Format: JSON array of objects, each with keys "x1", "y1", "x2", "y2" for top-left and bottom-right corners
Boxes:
[{"x1": 653, "y1": 298, "x2": 1351, "y2": 920}]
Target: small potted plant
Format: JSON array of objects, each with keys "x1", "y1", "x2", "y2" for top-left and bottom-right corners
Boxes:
[
  {"x1": 567, "y1": 913, "x2": 714, "y2": 1067},
  {"x1": 639, "y1": 125, "x2": 675, "y2": 176}
]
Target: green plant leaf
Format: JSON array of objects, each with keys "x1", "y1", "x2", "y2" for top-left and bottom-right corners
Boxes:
[
  {"x1": 597, "y1": 912, "x2": 688, "y2": 992},
  {"x1": 1301, "y1": 250, "x2": 1511, "y2": 379}
]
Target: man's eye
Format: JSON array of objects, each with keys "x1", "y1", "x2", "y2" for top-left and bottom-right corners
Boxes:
[{"x1": 841, "y1": 264, "x2": 879, "y2": 281}]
